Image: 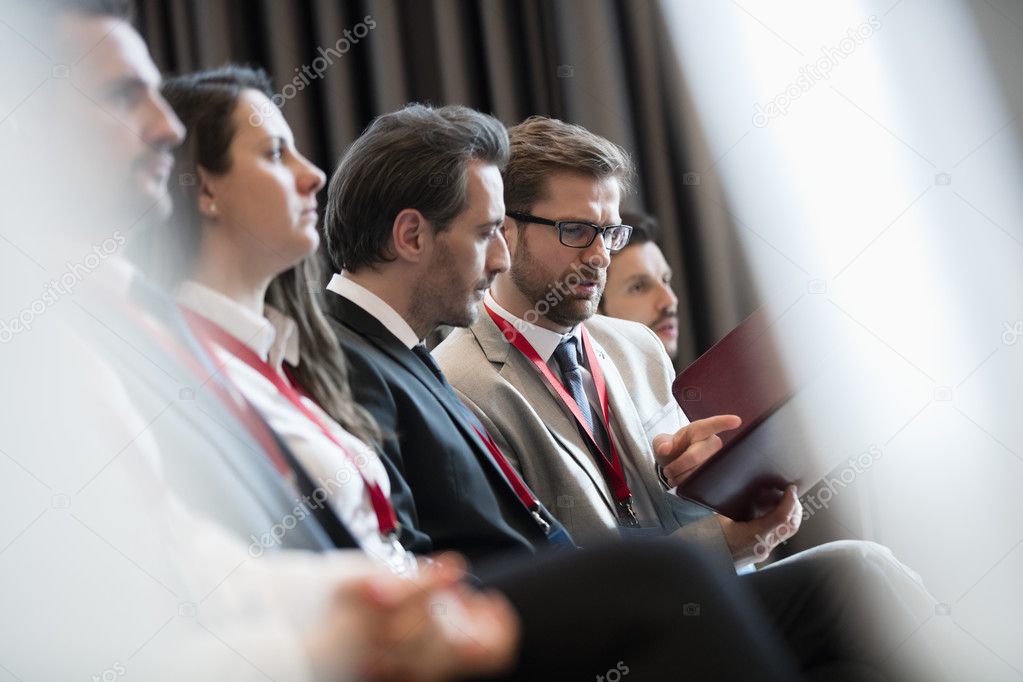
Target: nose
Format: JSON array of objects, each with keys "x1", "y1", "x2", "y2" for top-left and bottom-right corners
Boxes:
[
  {"x1": 145, "y1": 90, "x2": 185, "y2": 150},
  {"x1": 296, "y1": 153, "x2": 327, "y2": 194},
  {"x1": 581, "y1": 232, "x2": 612, "y2": 270},
  {"x1": 658, "y1": 280, "x2": 678, "y2": 311},
  {"x1": 488, "y1": 229, "x2": 511, "y2": 275}
]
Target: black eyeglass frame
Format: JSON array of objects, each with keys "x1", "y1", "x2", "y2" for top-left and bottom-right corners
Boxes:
[{"x1": 506, "y1": 211, "x2": 633, "y2": 253}]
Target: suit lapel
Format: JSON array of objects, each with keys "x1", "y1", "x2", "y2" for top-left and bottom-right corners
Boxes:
[
  {"x1": 326, "y1": 293, "x2": 518, "y2": 491},
  {"x1": 469, "y1": 315, "x2": 617, "y2": 515}
]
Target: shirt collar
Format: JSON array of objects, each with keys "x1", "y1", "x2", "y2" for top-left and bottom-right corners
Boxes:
[
  {"x1": 176, "y1": 280, "x2": 300, "y2": 369},
  {"x1": 326, "y1": 273, "x2": 422, "y2": 350},
  {"x1": 483, "y1": 291, "x2": 582, "y2": 363}
]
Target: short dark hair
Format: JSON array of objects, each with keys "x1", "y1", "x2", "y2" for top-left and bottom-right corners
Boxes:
[
  {"x1": 619, "y1": 210, "x2": 659, "y2": 246},
  {"x1": 504, "y1": 115, "x2": 634, "y2": 214},
  {"x1": 323, "y1": 104, "x2": 509, "y2": 272}
]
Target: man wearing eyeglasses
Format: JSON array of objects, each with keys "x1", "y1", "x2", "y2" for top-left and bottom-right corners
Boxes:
[{"x1": 434, "y1": 115, "x2": 801, "y2": 564}]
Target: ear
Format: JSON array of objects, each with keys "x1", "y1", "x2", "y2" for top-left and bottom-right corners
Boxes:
[
  {"x1": 196, "y1": 166, "x2": 219, "y2": 220},
  {"x1": 501, "y1": 215, "x2": 520, "y2": 258},
  {"x1": 391, "y1": 208, "x2": 430, "y2": 264}
]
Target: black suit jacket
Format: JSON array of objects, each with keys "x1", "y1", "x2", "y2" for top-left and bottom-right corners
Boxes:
[{"x1": 325, "y1": 291, "x2": 566, "y2": 563}]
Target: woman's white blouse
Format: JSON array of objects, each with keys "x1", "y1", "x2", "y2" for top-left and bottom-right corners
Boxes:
[{"x1": 177, "y1": 280, "x2": 415, "y2": 573}]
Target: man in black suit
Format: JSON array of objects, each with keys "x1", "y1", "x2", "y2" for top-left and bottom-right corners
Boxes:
[{"x1": 320, "y1": 106, "x2": 567, "y2": 562}]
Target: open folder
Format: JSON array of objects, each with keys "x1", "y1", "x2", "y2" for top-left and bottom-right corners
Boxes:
[{"x1": 672, "y1": 303, "x2": 853, "y2": 521}]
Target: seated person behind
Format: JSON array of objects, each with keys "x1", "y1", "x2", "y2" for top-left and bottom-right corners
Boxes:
[{"x1": 599, "y1": 210, "x2": 680, "y2": 362}]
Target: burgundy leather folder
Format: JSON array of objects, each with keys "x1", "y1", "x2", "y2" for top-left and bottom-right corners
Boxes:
[{"x1": 672, "y1": 304, "x2": 841, "y2": 521}]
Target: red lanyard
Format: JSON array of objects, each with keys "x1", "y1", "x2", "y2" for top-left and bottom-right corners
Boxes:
[
  {"x1": 485, "y1": 303, "x2": 637, "y2": 519},
  {"x1": 182, "y1": 309, "x2": 400, "y2": 539},
  {"x1": 470, "y1": 423, "x2": 551, "y2": 534}
]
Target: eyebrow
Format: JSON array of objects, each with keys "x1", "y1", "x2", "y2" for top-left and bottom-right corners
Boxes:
[
  {"x1": 101, "y1": 75, "x2": 147, "y2": 100},
  {"x1": 261, "y1": 134, "x2": 292, "y2": 148},
  {"x1": 562, "y1": 218, "x2": 623, "y2": 227}
]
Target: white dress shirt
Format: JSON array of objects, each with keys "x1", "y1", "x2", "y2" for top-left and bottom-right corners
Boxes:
[
  {"x1": 326, "y1": 273, "x2": 421, "y2": 349},
  {"x1": 483, "y1": 291, "x2": 658, "y2": 526},
  {"x1": 178, "y1": 281, "x2": 416, "y2": 574}
]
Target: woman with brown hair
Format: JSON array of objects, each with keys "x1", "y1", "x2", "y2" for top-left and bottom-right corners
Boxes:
[{"x1": 161, "y1": 65, "x2": 418, "y2": 571}]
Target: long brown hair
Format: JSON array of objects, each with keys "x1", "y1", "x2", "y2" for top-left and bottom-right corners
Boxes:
[{"x1": 160, "y1": 64, "x2": 380, "y2": 446}]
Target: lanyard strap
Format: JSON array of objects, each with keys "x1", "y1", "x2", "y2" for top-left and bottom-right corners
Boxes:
[
  {"x1": 182, "y1": 309, "x2": 400, "y2": 538},
  {"x1": 97, "y1": 288, "x2": 292, "y2": 476},
  {"x1": 485, "y1": 304, "x2": 635, "y2": 511},
  {"x1": 469, "y1": 423, "x2": 551, "y2": 535}
]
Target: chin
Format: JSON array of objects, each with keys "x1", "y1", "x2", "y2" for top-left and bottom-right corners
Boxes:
[
  {"x1": 151, "y1": 195, "x2": 174, "y2": 222},
  {"x1": 129, "y1": 189, "x2": 172, "y2": 227},
  {"x1": 295, "y1": 230, "x2": 320, "y2": 257},
  {"x1": 549, "y1": 301, "x2": 593, "y2": 328},
  {"x1": 303, "y1": 222, "x2": 321, "y2": 243},
  {"x1": 441, "y1": 302, "x2": 479, "y2": 329},
  {"x1": 573, "y1": 298, "x2": 600, "y2": 322}
]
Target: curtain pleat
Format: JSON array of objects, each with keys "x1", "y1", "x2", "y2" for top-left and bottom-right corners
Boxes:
[{"x1": 135, "y1": 0, "x2": 755, "y2": 364}]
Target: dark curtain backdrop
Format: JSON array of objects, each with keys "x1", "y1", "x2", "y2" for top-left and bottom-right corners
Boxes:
[{"x1": 135, "y1": 0, "x2": 756, "y2": 364}]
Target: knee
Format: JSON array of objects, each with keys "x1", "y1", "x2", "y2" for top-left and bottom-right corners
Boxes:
[
  {"x1": 808, "y1": 540, "x2": 930, "y2": 596},
  {"x1": 813, "y1": 539, "x2": 901, "y2": 565}
]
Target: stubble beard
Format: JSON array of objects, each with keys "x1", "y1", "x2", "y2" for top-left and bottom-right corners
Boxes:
[{"x1": 510, "y1": 237, "x2": 605, "y2": 329}]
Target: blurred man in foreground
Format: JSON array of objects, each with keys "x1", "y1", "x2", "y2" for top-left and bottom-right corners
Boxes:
[{"x1": 0, "y1": 2, "x2": 515, "y2": 679}]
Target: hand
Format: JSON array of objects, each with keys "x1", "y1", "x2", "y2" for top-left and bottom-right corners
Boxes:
[
  {"x1": 306, "y1": 553, "x2": 520, "y2": 682},
  {"x1": 652, "y1": 415, "x2": 742, "y2": 488},
  {"x1": 718, "y1": 485, "x2": 803, "y2": 569}
]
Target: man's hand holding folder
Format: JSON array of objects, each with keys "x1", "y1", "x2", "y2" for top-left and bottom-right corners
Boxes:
[
  {"x1": 718, "y1": 485, "x2": 802, "y2": 568},
  {"x1": 652, "y1": 414, "x2": 803, "y2": 568},
  {"x1": 653, "y1": 414, "x2": 742, "y2": 488}
]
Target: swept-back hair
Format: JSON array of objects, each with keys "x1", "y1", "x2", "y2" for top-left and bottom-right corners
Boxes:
[{"x1": 324, "y1": 103, "x2": 509, "y2": 272}]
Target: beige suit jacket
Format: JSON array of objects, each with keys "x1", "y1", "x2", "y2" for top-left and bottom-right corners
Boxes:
[{"x1": 435, "y1": 311, "x2": 730, "y2": 561}]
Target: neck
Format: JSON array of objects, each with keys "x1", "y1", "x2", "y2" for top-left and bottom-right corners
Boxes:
[
  {"x1": 491, "y1": 274, "x2": 572, "y2": 333},
  {"x1": 343, "y1": 267, "x2": 433, "y2": 340},
  {"x1": 191, "y1": 231, "x2": 272, "y2": 317}
]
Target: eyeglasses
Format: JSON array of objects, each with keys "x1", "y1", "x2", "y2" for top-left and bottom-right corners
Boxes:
[{"x1": 506, "y1": 211, "x2": 633, "y2": 254}]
